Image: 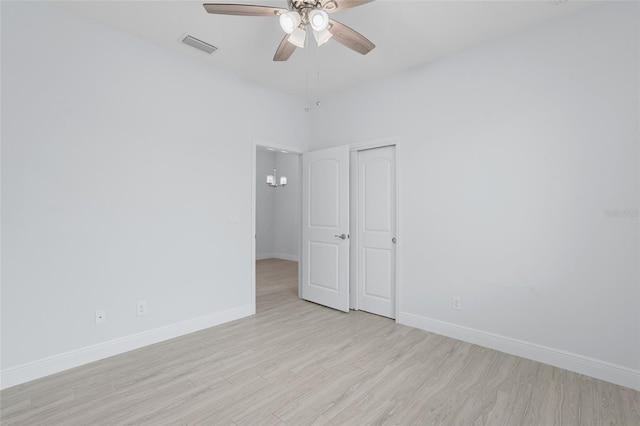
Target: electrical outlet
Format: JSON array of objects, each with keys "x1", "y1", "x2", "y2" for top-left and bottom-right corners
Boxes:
[
  {"x1": 452, "y1": 296, "x2": 462, "y2": 311},
  {"x1": 137, "y1": 300, "x2": 147, "y2": 316},
  {"x1": 95, "y1": 309, "x2": 107, "y2": 325}
]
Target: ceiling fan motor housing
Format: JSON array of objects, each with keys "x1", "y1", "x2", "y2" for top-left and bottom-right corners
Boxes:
[{"x1": 289, "y1": 0, "x2": 337, "y2": 13}]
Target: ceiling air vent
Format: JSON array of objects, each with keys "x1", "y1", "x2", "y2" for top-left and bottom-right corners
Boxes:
[{"x1": 181, "y1": 35, "x2": 218, "y2": 54}]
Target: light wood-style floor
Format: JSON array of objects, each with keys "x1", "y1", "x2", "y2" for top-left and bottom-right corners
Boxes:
[{"x1": 2, "y1": 258, "x2": 639, "y2": 425}]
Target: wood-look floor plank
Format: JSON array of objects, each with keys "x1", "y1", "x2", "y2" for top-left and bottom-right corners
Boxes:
[{"x1": 1, "y1": 258, "x2": 638, "y2": 425}]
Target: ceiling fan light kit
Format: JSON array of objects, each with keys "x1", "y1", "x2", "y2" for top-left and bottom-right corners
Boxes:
[{"x1": 203, "y1": 1, "x2": 376, "y2": 61}]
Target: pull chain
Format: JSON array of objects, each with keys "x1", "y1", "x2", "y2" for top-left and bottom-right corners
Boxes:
[
  {"x1": 305, "y1": 76, "x2": 310, "y2": 113},
  {"x1": 316, "y1": 71, "x2": 321, "y2": 107},
  {"x1": 304, "y1": 39, "x2": 311, "y2": 112},
  {"x1": 316, "y1": 41, "x2": 321, "y2": 107}
]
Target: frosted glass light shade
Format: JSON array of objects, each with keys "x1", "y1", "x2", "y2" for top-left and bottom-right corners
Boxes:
[
  {"x1": 279, "y1": 12, "x2": 301, "y2": 34},
  {"x1": 288, "y1": 27, "x2": 306, "y2": 48},
  {"x1": 280, "y1": 176, "x2": 287, "y2": 186},
  {"x1": 309, "y1": 10, "x2": 329, "y2": 31},
  {"x1": 313, "y1": 29, "x2": 333, "y2": 46},
  {"x1": 266, "y1": 175, "x2": 274, "y2": 185}
]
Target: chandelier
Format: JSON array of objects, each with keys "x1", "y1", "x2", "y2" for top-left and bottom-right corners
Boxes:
[{"x1": 266, "y1": 168, "x2": 287, "y2": 188}]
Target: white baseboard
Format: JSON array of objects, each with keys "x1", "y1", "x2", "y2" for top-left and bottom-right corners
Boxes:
[
  {"x1": 256, "y1": 253, "x2": 299, "y2": 262},
  {"x1": 397, "y1": 312, "x2": 640, "y2": 391},
  {"x1": 272, "y1": 253, "x2": 299, "y2": 262},
  {"x1": 0, "y1": 304, "x2": 254, "y2": 390}
]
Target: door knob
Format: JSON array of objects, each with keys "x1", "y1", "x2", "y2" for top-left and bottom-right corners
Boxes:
[{"x1": 334, "y1": 234, "x2": 347, "y2": 240}]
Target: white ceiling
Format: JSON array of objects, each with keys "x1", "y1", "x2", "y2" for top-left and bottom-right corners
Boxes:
[{"x1": 58, "y1": 0, "x2": 594, "y2": 98}]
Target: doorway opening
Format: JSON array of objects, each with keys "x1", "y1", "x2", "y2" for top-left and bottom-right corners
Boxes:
[{"x1": 252, "y1": 142, "x2": 303, "y2": 313}]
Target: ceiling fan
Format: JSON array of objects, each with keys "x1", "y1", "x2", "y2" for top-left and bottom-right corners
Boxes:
[{"x1": 203, "y1": 0, "x2": 375, "y2": 61}]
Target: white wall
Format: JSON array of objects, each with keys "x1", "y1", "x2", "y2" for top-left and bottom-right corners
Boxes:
[
  {"x1": 1, "y1": 2, "x2": 307, "y2": 388},
  {"x1": 256, "y1": 150, "x2": 299, "y2": 261},
  {"x1": 256, "y1": 150, "x2": 276, "y2": 258},
  {"x1": 309, "y1": 4, "x2": 640, "y2": 388},
  {"x1": 273, "y1": 152, "x2": 300, "y2": 260}
]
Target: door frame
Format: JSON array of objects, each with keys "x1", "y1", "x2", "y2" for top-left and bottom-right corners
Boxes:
[
  {"x1": 251, "y1": 139, "x2": 304, "y2": 313},
  {"x1": 250, "y1": 136, "x2": 400, "y2": 321},
  {"x1": 348, "y1": 137, "x2": 400, "y2": 320}
]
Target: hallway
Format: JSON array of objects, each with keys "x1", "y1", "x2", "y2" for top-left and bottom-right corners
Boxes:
[{"x1": 256, "y1": 258, "x2": 299, "y2": 313}]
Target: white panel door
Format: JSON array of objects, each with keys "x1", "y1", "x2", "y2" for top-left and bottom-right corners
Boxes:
[
  {"x1": 302, "y1": 146, "x2": 350, "y2": 312},
  {"x1": 358, "y1": 146, "x2": 396, "y2": 318}
]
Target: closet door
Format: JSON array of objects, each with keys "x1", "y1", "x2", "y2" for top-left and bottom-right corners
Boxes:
[{"x1": 358, "y1": 146, "x2": 396, "y2": 318}]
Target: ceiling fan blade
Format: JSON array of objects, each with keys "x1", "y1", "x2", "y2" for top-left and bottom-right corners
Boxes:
[
  {"x1": 328, "y1": 19, "x2": 375, "y2": 55},
  {"x1": 203, "y1": 3, "x2": 286, "y2": 16},
  {"x1": 273, "y1": 34, "x2": 297, "y2": 61},
  {"x1": 325, "y1": 0, "x2": 374, "y2": 13}
]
